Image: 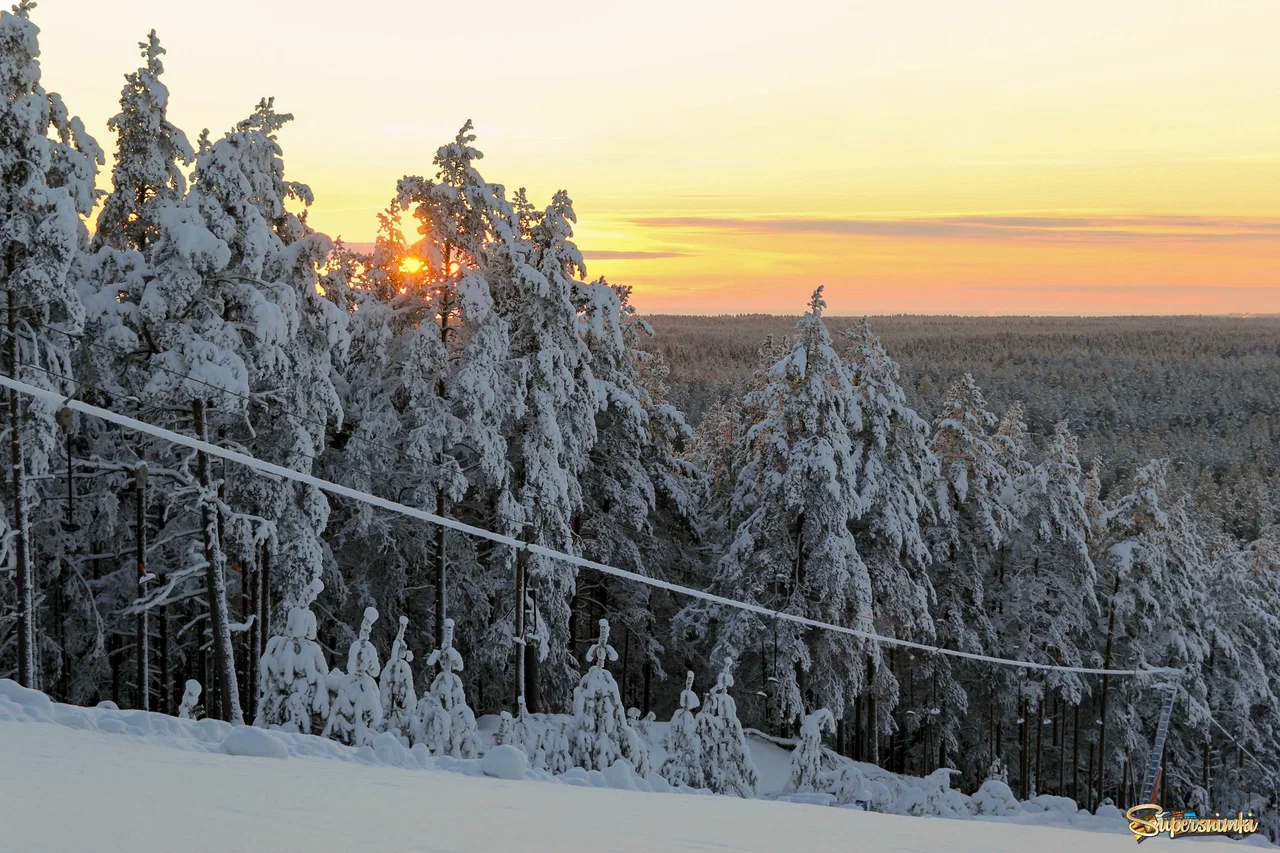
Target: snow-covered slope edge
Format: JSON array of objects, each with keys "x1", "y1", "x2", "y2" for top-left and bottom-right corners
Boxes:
[{"x1": 2, "y1": 679, "x2": 1269, "y2": 851}]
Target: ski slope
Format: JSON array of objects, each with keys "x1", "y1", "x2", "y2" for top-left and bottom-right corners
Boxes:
[{"x1": 0, "y1": 683, "x2": 1260, "y2": 853}]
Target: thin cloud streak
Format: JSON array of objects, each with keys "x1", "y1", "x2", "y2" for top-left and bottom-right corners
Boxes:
[
  {"x1": 629, "y1": 215, "x2": 1280, "y2": 243},
  {"x1": 581, "y1": 250, "x2": 687, "y2": 260}
]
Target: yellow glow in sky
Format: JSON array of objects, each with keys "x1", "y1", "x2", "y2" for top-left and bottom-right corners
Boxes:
[{"x1": 34, "y1": 0, "x2": 1280, "y2": 314}]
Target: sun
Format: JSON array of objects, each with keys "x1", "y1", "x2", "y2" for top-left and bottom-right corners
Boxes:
[{"x1": 399, "y1": 256, "x2": 426, "y2": 275}]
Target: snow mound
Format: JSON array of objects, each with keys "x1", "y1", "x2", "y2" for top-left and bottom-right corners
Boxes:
[
  {"x1": 603, "y1": 759, "x2": 637, "y2": 791},
  {"x1": 223, "y1": 726, "x2": 288, "y2": 759},
  {"x1": 483, "y1": 744, "x2": 528, "y2": 780},
  {"x1": 971, "y1": 779, "x2": 1020, "y2": 816}
]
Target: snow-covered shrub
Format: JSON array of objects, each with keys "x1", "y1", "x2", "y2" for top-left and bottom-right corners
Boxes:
[
  {"x1": 542, "y1": 719, "x2": 573, "y2": 775},
  {"x1": 323, "y1": 607, "x2": 383, "y2": 747},
  {"x1": 660, "y1": 672, "x2": 703, "y2": 788},
  {"x1": 256, "y1": 605, "x2": 329, "y2": 734},
  {"x1": 891, "y1": 768, "x2": 970, "y2": 818},
  {"x1": 825, "y1": 763, "x2": 873, "y2": 808},
  {"x1": 378, "y1": 615, "x2": 416, "y2": 737},
  {"x1": 971, "y1": 778, "x2": 1021, "y2": 816},
  {"x1": 783, "y1": 708, "x2": 835, "y2": 795},
  {"x1": 570, "y1": 619, "x2": 634, "y2": 773},
  {"x1": 414, "y1": 618, "x2": 477, "y2": 758},
  {"x1": 695, "y1": 656, "x2": 759, "y2": 798}
]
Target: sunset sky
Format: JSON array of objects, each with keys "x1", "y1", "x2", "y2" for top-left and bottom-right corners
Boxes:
[{"x1": 36, "y1": 0, "x2": 1280, "y2": 314}]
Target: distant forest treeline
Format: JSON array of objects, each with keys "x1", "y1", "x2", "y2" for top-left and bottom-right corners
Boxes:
[{"x1": 650, "y1": 314, "x2": 1280, "y2": 540}]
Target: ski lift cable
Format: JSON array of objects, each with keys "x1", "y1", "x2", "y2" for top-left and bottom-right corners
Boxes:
[{"x1": 0, "y1": 372, "x2": 1178, "y2": 679}]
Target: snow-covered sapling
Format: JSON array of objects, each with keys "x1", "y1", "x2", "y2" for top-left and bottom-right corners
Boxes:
[
  {"x1": 542, "y1": 719, "x2": 573, "y2": 776},
  {"x1": 695, "y1": 655, "x2": 760, "y2": 798},
  {"x1": 660, "y1": 671, "x2": 704, "y2": 788},
  {"x1": 783, "y1": 708, "x2": 835, "y2": 795},
  {"x1": 177, "y1": 679, "x2": 202, "y2": 720},
  {"x1": 570, "y1": 619, "x2": 633, "y2": 772},
  {"x1": 255, "y1": 605, "x2": 330, "y2": 734},
  {"x1": 379, "y1": 615, "x2": 416, "y2": 737},
  {"x1": 414, "y1": 618, "x2": 478, "y2": 757},
  {"x1": 324, "y1": 607, "x2": 383, "y2": 747}
]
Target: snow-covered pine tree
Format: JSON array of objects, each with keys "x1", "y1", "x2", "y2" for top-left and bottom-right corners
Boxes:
[
  {"x1": 569, "y1": 619, "x2": 631, "y2": 772},
  {"x1": 379, "y1": 615, "x2": 416, "y2": 737},
  {"x1": 416, "y1": 618, "x2": 478, "y2": 758},
  {"x1": 783, "y1": 707, "x2": 835, "y2": 795},
  {"x1": 334, "y1": 121, "x2": 515, "y2": 656},
  {"x1": 660, "y1": 671, "x2": 704, "y2": 788},
  {"x1": 324, "y1": 607, "x2": 383, "y2": 747},
  {"x1": 0, "y1": 0, "x2": 101, "y2": 689},
  {"x1": 678, "y1": 287, "x2": 867, "y2": 725},
  {"x1": 695, "y1": 655, "x2": 759, "y2": 798}
]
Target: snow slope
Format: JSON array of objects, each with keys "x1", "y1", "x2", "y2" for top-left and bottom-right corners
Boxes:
[{"x1": 0, "y1": 683, "x2": 1259, "y2": 853}]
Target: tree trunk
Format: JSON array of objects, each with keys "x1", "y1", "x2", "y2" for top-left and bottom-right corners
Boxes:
[
  {"x1": 1019, "y1": 696, "x2": 1030, "y2": 800},
  {"x1": 135, "y1": 465, "x2": 149, "y2": 711},
  {"x1": 514, "y1": 547, "x2": 527, "y2": 709},
  {"x1": 1096, "y1": 574, "x2": 1121, "y2": 809},
  {"x1": 524, "y1": 584, "x2": 540, "y2": 713},
  {"x1": 1035, "y1": 700, "x2": 1043, "y2": 796},
  {"x1": 159, "y1": 604, "x2": 170, "y2": 714},
  {"x1": 1072, "y1": 701, "x2": 1081, "y2": 804},
  {"x1": 643, "y1": 659, "x2": 652, "y2": 716},
  {"x1": 867, "y1": 657, "x2": 879, "y2": 766},
  {"x1": 260, "y1": 541, "x2": 271, "y2": 646},
  {"x1": 435, "y1": 488, "x2": 447, "y2": 647},
  {"x1": 247, "y1": 553, "x2": 259, "y2": 722},
  {"x1": 193, "y1": 399, "x2": 242, "y2": 724},
  {"x1": 7, "y1": 298, "x2": 34, "y2": 688}
]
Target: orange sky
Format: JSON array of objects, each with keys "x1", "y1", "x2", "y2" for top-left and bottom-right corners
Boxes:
[{"x1": 34, "y1": 0, "x2": 1280, "y2": 314}]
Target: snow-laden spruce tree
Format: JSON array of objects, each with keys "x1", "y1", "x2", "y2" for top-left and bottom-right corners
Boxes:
[
  {"x1": 379, "y1": 615, "x2": 416, "y2": 737},
  {"x1": 695, "y1": 656, "x2": 759, "y2": 798},
  {"x1": 91, "y1": 30, "x2": 191, "y2": 253},
  {"x1": 185, "y1": 98, "x2": 349, "y2": 617},
  {"x1": 255, "y1": 605, "x2": 330, "y2": 734},
  {"x1": 491, "y1": 188, "x2": 599, "y2": 708},
  {"x1": 0, "y1": 0, "x2": 101, "y2": 688},
  {"x1": 677, "y1": 287, "x2": 868, "y2": 724},
  {"x1": 925, "y1": 373, "x2": 1013, "y2": 763},
  {"x1": 577, "y1": 279, "x2": 702, "y2": 693},
  {"x1": 324, "y1": 607, "x2": 383, "y2": 747},
  {"x1": 542, "y1": 719, "x2": 573, "y2": 776},
  {"x1": 1092, "y1": 460, "x2": 1211, "y2": 800},
  {"x1": 783, "y1": 708, "x2": 835, "y2": 795},
  {"x1": 843, "y1": 318, "x2": 939, "y2": 750},
  {"x1": 998, "y1": 422, "x2": 1096, "y2": 701},
  {"x1": 414, "y1": 618, "x2": 478, "y2": 758},
  {"x1": 570, "y1": 619, "x2": 632, "y2": 772},
  {"x1": 660, "y1": 671, "x2": 704, "y2": 788}
]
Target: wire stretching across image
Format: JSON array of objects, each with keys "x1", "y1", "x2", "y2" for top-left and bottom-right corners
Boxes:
[{"x1": 0, "y1": 371, "x2": 1173, "y2": 681}]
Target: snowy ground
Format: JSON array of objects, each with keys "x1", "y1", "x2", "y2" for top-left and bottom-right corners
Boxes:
[{"x1": 0, "y1": 682, "x2": 1259, "y2": 853}]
